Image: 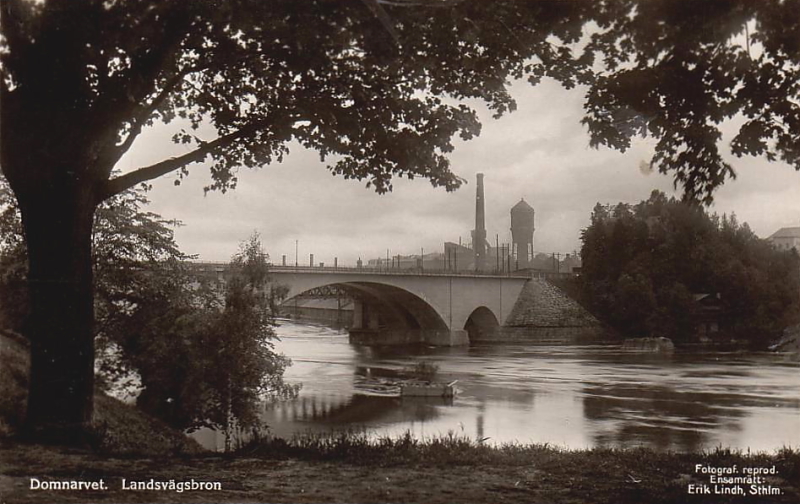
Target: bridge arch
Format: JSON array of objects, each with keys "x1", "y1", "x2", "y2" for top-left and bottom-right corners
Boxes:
[
  {"x1": 464, "y1": 306, "x2": 500, "y2": 341},
  {"x1": 285, "y1": 281, "x2": 449, "y2": 332}
]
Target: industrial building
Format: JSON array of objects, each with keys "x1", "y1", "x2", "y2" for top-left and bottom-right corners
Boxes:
[{"x1": 364, "y1": 173, "x2": 578, "y2": 274}]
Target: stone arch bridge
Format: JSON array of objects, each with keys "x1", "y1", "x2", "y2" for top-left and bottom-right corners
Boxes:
[
  {"x1": 192, "y1": 263, "x2": 529, "y2": 346},
  {"x1": 269, "y1": 267, "x2": 529, "y2": 346}
]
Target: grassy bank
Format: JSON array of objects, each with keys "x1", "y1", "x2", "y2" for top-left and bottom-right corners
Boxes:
[
  {"x1": 2, "y1": 432, "x2": 799, "y2": 504},
  {"x1": 0, "y1": 329, "x2": 202, "y2": 456}
]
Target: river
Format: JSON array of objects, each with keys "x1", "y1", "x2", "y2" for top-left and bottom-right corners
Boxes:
[{"x1": 197, "y1": 320, "x2": 800, "y2": 453}]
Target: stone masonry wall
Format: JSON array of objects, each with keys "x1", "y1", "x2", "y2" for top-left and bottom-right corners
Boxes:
[
  {"x1": 506, "y1": 278, "x2": 601, "y2": 327},
  {"x1": 473, "y1": 278, "x2": 611, "y2": 343}
]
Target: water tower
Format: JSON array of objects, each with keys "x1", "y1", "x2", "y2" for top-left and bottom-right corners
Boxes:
[{"x1": 511, "y1": 199, "x2": 535, "y2": 269}]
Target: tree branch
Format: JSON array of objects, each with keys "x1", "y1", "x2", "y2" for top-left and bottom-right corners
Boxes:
[
  {"x1": 107, "y1": 64, "x2": 208, "y2": 169},
  {"x1": 94, "y1": 6, "x2": 196, "y2": 179},
  {"x1": 99, "y1": 123, "x2": 264, "y2": 202}
]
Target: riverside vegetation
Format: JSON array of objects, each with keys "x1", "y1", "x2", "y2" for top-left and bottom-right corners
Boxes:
[
  {"x1": 0, "y1": 175, "x2": 297, "y2": 449},
  {"x1": 577, "y1": 191, "x2": 800, "y2": 347}
]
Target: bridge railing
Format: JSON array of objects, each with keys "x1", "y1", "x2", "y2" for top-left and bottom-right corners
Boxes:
[
  {"x1": 189, "y1": 261, "x2": 579, "y2": 280},
  {"x1": 265, "y1": 264, "x2": 537, "y2": 278},
  {"x1": 189, "y1": 261, "x2": 535, "y2": 279}
]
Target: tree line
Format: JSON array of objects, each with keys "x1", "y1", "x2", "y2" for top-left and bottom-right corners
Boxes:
[{"x1": 579, "y1": 190, "x2": 800, "y2": 345}]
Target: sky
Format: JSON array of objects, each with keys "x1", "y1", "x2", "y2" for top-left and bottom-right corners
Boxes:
[{"x1": 120, "y1": 78, "x2": 800, "y2": 266}]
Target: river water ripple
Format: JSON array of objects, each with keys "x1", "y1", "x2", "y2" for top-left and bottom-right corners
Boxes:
[{"x1": 201, "y1": 320, "x2": 800, "y2": 452}]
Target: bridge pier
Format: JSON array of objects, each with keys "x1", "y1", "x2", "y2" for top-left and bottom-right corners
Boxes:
[{"x1": 349, "y1": 328, "x2": 469, "y2": 347}]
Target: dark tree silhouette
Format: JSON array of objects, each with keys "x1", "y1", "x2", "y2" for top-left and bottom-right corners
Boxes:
[
  {"x1": 1, "y1": 0, "x2": 798, "y2": 441},
  {"x1": 580, "y1": 191, "x2": 800, "y2": 342}
]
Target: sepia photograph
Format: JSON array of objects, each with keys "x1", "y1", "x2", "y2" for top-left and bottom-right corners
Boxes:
[{"x1": 1, "y1": 1, "x2": 799, "y2": 503}]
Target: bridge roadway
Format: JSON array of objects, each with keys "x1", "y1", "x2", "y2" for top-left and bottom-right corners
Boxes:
[{"x1": 267, "y1": 266, "x2": 529, "y2": 346}]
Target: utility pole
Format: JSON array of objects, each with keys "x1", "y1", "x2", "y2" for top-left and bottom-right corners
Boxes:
[
  {"x1": 295, "y1": 240, "x2": 298, "y2": 268},
  {"x1": 496, "y1": 234, "x2": 500, "y2": 274},
  {"x1": 552, "y1": 252, "x2": 561, "y2": 273}
]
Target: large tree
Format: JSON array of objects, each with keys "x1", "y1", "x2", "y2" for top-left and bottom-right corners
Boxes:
[{"x1": 1, "y1": 1, "x2": 798, "y2": 441}]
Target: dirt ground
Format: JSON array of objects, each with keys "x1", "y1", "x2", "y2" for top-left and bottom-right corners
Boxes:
[{"x1": 2, "y1": 441, "x2": 799, "y2": 504}]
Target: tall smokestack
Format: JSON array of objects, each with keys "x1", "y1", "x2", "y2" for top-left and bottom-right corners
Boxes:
[{"x1": 474, "y1": 173, "x2": 486, "y2": 271}]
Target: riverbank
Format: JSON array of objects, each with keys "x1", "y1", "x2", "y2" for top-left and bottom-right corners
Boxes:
[
  {"x1": 2, "y1": 434, "x2": 799, "y2": 504},
  {"x1": 3, "y1": 331, "x2": 799, "y2": 503}
]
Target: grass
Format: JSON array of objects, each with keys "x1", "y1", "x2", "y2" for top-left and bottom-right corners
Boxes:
[
  {"x1": 238, "y1": 429, "x2": 800, "y2": 473},
  {"x1": 239, "y1": 429, "x2": 553, "y2": 466},
  {"x1": 232, "y1": 432, "x2": 800, "y2": 503},
  {"x1": 4, "y1": 427, "x2": 799, "y2": 503}
]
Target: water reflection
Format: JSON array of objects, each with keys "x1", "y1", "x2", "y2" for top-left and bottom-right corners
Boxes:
[
  {"x1": 270, "y1": 393, "x2": 452, "y2": 423},
  {"x1": 200, "y1": 321, "x2": 800, "y2": 452},
  {"x1": 582, "y1": 383, "x2": 745, "y2": 452}
]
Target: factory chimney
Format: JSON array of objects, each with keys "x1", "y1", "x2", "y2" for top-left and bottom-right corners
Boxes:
[{"x1": 473, "y1": 173, "x2": 487, "y2": 271}]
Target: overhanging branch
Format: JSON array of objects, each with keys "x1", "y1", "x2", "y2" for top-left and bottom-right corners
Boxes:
[
  {"x1": 99, "y1": 123, "x2": 264, "y2": 202},
  {"x1": 106, "y1": 64, "x2": 209, "y2": 170}
]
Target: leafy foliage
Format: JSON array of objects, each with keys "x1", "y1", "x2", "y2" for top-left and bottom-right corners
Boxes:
[
  {"x1": 580, "y1": 191, "x2": 800, "y2": 344},
  {"x1": 0, "y1": 175, "x2": 190, "y2": 338},
  {"x1": 0, "y1": 180, "x2": 26, "y2": 333},
  {"x1": 0, "y1": 178, "x2": 296, "y2": 436},
  {"x1": 117, "y1": 233, "x2": 298, "y2": 440},
  {"x1": 3, "y1": 2, "x2": 798, "y2": 203}
]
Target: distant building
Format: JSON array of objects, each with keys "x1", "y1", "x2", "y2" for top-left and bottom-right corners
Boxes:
[
  {"x1": 561, "y1": 253, "x2": 581, "y2": 274},
  {"x1": 769, "y1": 227, "x2": 800, "y2": 252},
  {"x1": 443, "y1": 242, "x2": 475, "y2": 271},
  {"x1": 693, "y1": 293, "x2": 722, "y2": 340},
  {"x1": 364, "y1": 174, "x2": 582, "y2": 276}
]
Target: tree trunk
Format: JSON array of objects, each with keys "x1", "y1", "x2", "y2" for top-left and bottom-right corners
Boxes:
[{"x1": 19, "y1": 189, "x2": 97, "y2": 443}]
